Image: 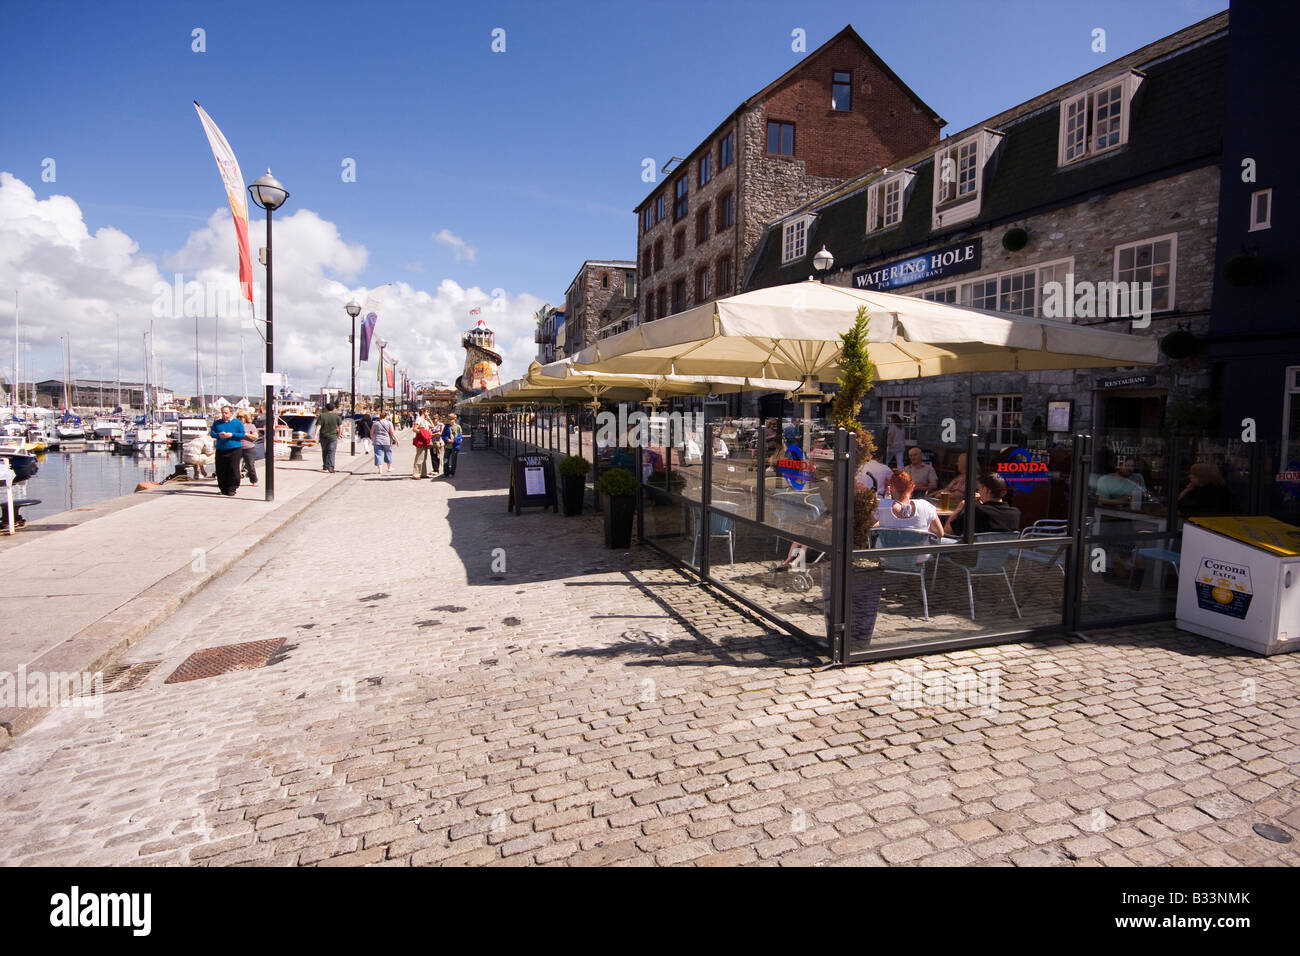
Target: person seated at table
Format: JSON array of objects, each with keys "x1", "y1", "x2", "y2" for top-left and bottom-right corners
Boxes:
[
  {"x1": 876, "y1": 471, "x2": 945, "y2": 545},
  {"x1": 854, "y1": 451, "x2": 892, "y2": 494},
  {"x1": 903, "y1": 446, "x2": 939, "y2": 495},
  {"x1": 712, "y1": 435, "x2": 729, "y2": 459},
  {"x1": 943, "y1": 472, "x2": 1021, "y2": 536},
  {"x1": 1096, "y1": 456, "x2": 1148, "y2": 507},
  {"x1": 1178, "y1": 461, "x2": 1230, "y2": 516},
  {"x1": 941, "y1": 452, "x2": 979, "y2": 496}
]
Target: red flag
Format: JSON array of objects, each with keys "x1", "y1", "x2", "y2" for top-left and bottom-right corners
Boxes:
[
  {"x1": 193, "y1": 102, "x2": 254, "y2": 303},
  {"x1": 384, "y1": 362, "x2": 395, "y2": 389}
]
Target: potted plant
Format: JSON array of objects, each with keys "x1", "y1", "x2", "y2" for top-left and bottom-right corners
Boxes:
[
  {"x1": 594, "y1": 466, "x2": 638, "y2": 549},
  {"x1": 825, "y1": 307, "x2": 884, "y2": 646},
  {"x1": 558, "y1": 454, "x2": 590, "y2": 516}
]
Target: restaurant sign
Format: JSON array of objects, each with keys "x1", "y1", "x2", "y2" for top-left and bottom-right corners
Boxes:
[
  {"x1": 1097, "y1": 372, "x2": 1156, "y2": 390},
  {"x1": 852, "y1": 238, "x2": 981, "y2": 292}
]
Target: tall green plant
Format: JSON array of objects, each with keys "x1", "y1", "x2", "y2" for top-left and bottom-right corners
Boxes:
[{"x1": 832, "y1": 306, "x2": 879, "y2": 547}]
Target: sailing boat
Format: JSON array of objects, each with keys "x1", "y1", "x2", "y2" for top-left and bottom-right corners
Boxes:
[
  {"x1": 54, "y1": 336, "x2": 85, "y2": 442},
  {"x1": 133, "y1": 325, "x2": 168, "y2": 457}
]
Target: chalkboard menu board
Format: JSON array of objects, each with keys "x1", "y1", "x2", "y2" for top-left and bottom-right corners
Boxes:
[
  {"x1": 507, "y1": 453, "x2": 558, "y2": 514},
  {"x1": 471, "y1": 425, "x2": 490, "y2": 449}
]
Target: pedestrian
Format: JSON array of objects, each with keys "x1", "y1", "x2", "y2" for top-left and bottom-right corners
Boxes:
[
  {"x1": 210, "y1": 404, "x2": 245, "y2": 496},
  {"x1": 429, "y1": 414, "x2": 445, "y2": 476},
  {"x1": 412, "y1": 408, "x2": 434, "y2": 479},
  {"x1": 316, "y1": 401, "x2": 342, "y2": 473},
  {"x1": 358, "y1": 412, "x2": 373, "y2": 455},
  {"x1": 443, "y1": 412, "x2": 463, "y2": 476},
  {"x1": 371, "y1": 409, "x2": 398, "y2": 475},
  {"x1": 183, "y1": 432, "x2": 216, "y2": 479},
  {"x1": 238, "y1": 410, "x2": 259, "y2": 485},
  {"x1": 886, "y1": 414, "x2": 906, "y2": 471}
]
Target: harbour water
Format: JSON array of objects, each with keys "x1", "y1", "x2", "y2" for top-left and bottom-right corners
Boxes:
[{"x1": 14, "y1": 449, "x2": 181, "y2": 522}]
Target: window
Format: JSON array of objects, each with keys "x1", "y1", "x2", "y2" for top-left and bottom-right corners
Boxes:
[
  {"x1": 1115, "y1": 234, "x2": 1176, "y2": 313},
  {"x1": 977, "y1": 394, "x2": 1023, "y2": 446},
  {"x1": 642, "y1": 249, "x2": 652, "y2": 276},
  {"x1": 766, "y1": 121, "x2": 794, "y2": 156},
  {"x1": 998, "y1": 269, "x2": 1036, "y2": 316},
  {"x1": 655, "y1": 195, "x2": 665, "y2": 222},
  {"x1": 699, "y1": 153, "x2": 711, "y2": 187},
  {"x1": 960, "y1": 277, "x2": 998, "y2": 310},
  {"x1": 937, "y1": 138, "x2": 979, "y2": 206},
  {"x1": 671, "y1": 278, "x2": 686, "y2": 315},
  {"x1": 919, "y1": 286, "x2": 956, "y2": 304},
  {"x1": 931, "y1": 130, "x2": 1001, "y2": 228},
  {"x1": 643, "y1": 206, "x2": 653, "y2": 233},
  {"x1": 718, "y1": 191, "x2": 734, "y2": 230},
  {"x1": 657, "y1": 287, "x2": 666, "y2": 317},
  {"x1": 720, "y1": 132, "x2": 734, "y2": 169},
  {"x1": 717, "y1": 256, "x2": 732, "y2": 294},
  {"x1": 832, "y1": 70, "x2": 852, "y2": 111},
  {"x1": 645, "y1": 292, "x2": 655, "y2": 321},
  {"x1": 1250, "y1": 188, "x2": 1272, "y2": 231},
  {"x1": 781, "y1": 215, "x2": 813, "y2": 264},
  {"x1": 601, "y1": 272, "x2": 609, "y2": 289},
  {"x1": 866, "y1": 170, "x2": 915, "y2": 233},
  {"x1": 674, "y1": 175, "x2": 689, "y2": 221},
  {"x1": 654, "y1": 239, "x2": 663, "y2": 271},
  {"x1": 884, "y1": 398, "x2": 918, "y2": 442},
  {"x1": 624, "y1": 271, "x2": 636, "y2": 297},
  {"x1": 696, "y1": 267, "x2": 710, "y2": 304},
  {"x1": 1058, "y1": 73, "x2": 1143, "y2": 166},
  {"x1": 696, "y1": 207, "x2": 710, "y2": 244},
  {"x1": 673, "y1": 230, "x2": 685, "y2": 259}
]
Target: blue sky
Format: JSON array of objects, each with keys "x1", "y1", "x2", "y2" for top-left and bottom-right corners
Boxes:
[{"x1": 0, "y1": 0, "x2": 1227, "y2": 392}]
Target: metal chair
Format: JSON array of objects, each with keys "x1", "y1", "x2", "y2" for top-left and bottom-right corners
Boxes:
[
  {"x1": 870, "y1": 527, "x2": 935, "y2": 621},
  {"x1": 690, "y1": 507, "x2": 735, "y2": 569},
  {"x1": 934, "y1": 531, "x2": 1023, "y2": 622},
  {"x1": 1011, "y1": 519, "x2": 1069, "y2": 589}
]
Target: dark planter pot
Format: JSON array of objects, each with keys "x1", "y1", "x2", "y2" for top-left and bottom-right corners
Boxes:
[
  {"x1": 824, "y1": 565, "x2": 883, "y2": 648},
  {"x1": 604, "y1": 494, "x2": 635, "y2": 549},
  {"x1": 561, "y1": 473, "x2": 585, "y2": 515}
]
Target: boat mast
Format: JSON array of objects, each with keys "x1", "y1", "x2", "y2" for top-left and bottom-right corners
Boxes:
[
  {"x1": 11, "y1": 291, "x2": 17, "y2": 410},
  {"x1": 214, "y1": 315, "x2": 219, "y2": 408},
  {"x1": 195, "y1": 314, "x2": 203, "y2": 416},
  {"x1": 115, "y1": 312, "x2": 121, "y2": 412}
]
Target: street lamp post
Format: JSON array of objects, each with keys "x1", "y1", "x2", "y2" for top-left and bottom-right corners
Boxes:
[
  {"x1": 375, "y1": 338, "x2": 387, "y2": 419},
  {"x1": 248, "y1": 170, "x2": 289, "y2": 503},
  {"x1": 345, "y1": 298, "x2": 360, "y2": 455},
  {"x1": 812, "y1": 246, "x2": 834, "y2": 281}
]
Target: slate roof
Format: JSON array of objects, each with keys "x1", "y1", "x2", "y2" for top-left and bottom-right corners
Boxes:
[{"x1": 745, "y1": 14, "x2": 1229, "y2": 289}]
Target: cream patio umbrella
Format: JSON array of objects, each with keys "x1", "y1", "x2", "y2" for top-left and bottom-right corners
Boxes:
[{"x1": 564, "y1": 282, "x2": 1158, "y2": 384}]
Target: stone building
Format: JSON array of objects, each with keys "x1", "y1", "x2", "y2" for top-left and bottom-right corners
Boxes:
[
  {"x1": 744, "y1": 12, "x2": 1228, "y2": 470},
  {"x1": 563, "y1": 260, "x2": 637, "y2": 356},
  {"x1": 633, "y1": 25, "x2": 943, "y2": 332}
]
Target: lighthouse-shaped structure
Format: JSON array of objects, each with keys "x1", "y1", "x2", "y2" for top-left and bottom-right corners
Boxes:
[{"x1": 457, "y1": 318, "x2": 503, "y2": 397}]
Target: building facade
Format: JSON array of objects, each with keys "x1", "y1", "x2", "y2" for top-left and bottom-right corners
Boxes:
[
  {"x1": 745, "y1": 12, "x2": 1229, "y2": 468},
  {"x1": 534, "y1": 304, "x2": 564, "y2": 364},
  {"x1": 633, "y1": 26, "x2": 943, "y2": 331},
  {"x1": 564, "y1": 260, "x2": 637, "y2": 355}
]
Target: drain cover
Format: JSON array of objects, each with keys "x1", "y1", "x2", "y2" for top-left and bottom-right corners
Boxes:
[
  {"x1": 1252, "y1": 823, "x2": 1294, "y2": 844},
  {"x1": 98, "y1": 661, "x2": 162, "y2": 693},
  {"x1": 165, "y1": 638, "x2": 286, "y2": 684}
]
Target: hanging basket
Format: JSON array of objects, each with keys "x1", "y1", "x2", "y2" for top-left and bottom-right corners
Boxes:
[
  {"x1": 1001, "y1": 227, "x2": 1029, "y2": 252},
  {"x1": 1159, "y1": 329, "x2": 1199, "y2": 359},
  {"x1": 1222, "y1": 253, "x2": 1264, "y2": 286}
]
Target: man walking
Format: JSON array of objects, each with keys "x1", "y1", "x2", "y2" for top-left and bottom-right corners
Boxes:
[
  {"x1": 317, "y1": 402, "x2": 342, "y2": 473},
  {"x1": 210, "y1": 404, "x2": 246, "y2": 496},
  {"x1": 443, "y1": 413, "x2": 463, "y2": 477}
]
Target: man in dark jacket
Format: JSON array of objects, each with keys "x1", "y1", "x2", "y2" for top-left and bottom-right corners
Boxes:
[
  {"x1": 443, "y1": 413, "x2": 463, "y2": 476},
  {"x1": 943, "y1": 472, "x2": 1021, "y2": 536}
]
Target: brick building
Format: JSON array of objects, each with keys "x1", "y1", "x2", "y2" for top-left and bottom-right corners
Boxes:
[
  {"x1": 633, "y1": 25, "x2": 943, "y2": 333},
  {"x1": 744, "y1": 13, "x2": 1228, "y2": 474},
  {"x1": 563, "y1": 260, "x2": 637, "y2": 356}
]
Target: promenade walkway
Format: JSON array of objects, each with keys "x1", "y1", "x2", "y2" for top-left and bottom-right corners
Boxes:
[{"x1": 0, "y1": 439, "x2": 1295, "y2": 866}]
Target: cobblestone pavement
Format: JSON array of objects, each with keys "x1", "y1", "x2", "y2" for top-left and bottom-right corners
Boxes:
[{"x1": 0, "y1": 444, "x2": 1296, "y2": 867}]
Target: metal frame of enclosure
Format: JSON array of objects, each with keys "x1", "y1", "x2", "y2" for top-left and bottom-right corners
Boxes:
[{"x1": 466, "y1": 402, "x2": 1284, "y2": 664}]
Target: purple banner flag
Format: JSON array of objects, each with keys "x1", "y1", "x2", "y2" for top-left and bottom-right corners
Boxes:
[{"x1": 357, "y1": 285, "x2": 388, "y2": 362}]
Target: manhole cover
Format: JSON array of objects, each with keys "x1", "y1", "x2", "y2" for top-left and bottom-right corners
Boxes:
[
  {"x1": 97, "y1": 661, "x2": 162, "y2": 694},
  {"x1": 1253, "y1": 823, "x2": 1293, "y2": 844},
  {"x1": 165, "y1": 638, "x2": 287, "y2": 684}
]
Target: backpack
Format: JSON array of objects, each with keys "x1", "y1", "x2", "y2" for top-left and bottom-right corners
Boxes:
[{"x1": 414, "y1": 427, "x2": 432, "y2": 447}]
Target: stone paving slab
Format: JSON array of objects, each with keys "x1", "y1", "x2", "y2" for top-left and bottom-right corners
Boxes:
[{"x1": 0, "y1": 440, "x2": 1295, "y2": 866}]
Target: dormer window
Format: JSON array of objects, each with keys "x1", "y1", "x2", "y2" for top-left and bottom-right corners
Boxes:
[
  {"x1": 1058, "y1": 72, "x2": 1143, "y2": 166},
  {"x1": 781, "y1": 214, "x2": 815, "y2": 264},
  {"x1": 931, "y1": 129, "x2": 1002, "y2": 229},
  {"x1": 866, "y1": 169, "x2": 916, "y2": 233}
]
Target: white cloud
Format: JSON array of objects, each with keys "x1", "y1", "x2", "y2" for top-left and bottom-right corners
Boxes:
[
  {"x1": 0, "y1": 172, "x2": 541, "y2": 400},
  {"x1": 431, "y1": 228, "x2": 477, "y2": 263}
]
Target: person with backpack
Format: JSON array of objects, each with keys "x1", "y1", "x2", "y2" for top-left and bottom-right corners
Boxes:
[
  {"x1": 412, "y1": 408, "x2": 435, "y2": 479},
  {"x1": 358, "y1": 413, "x2": 373, "y2": 455},
  {"x1": 443, "y1": 413, "x2": 463, "y2": 477},
  {"x1": 370, "y1": 410, "x2": 398, "y2": 475}
]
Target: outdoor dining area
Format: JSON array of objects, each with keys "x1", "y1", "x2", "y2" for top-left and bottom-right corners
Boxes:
[{"x1": 460, "y1": 281, "x2": 1215, "y2": 663}]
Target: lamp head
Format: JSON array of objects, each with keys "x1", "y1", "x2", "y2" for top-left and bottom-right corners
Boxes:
[
  {"x1": 345, "y1": 298, "x2": 362, "y2": 318},
  {"x1": 812, "y1": 246, "x2": 834, "y2": 273},
  {"x1": 248, "y1": 170, "x2": 289, "y2": 211}
]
